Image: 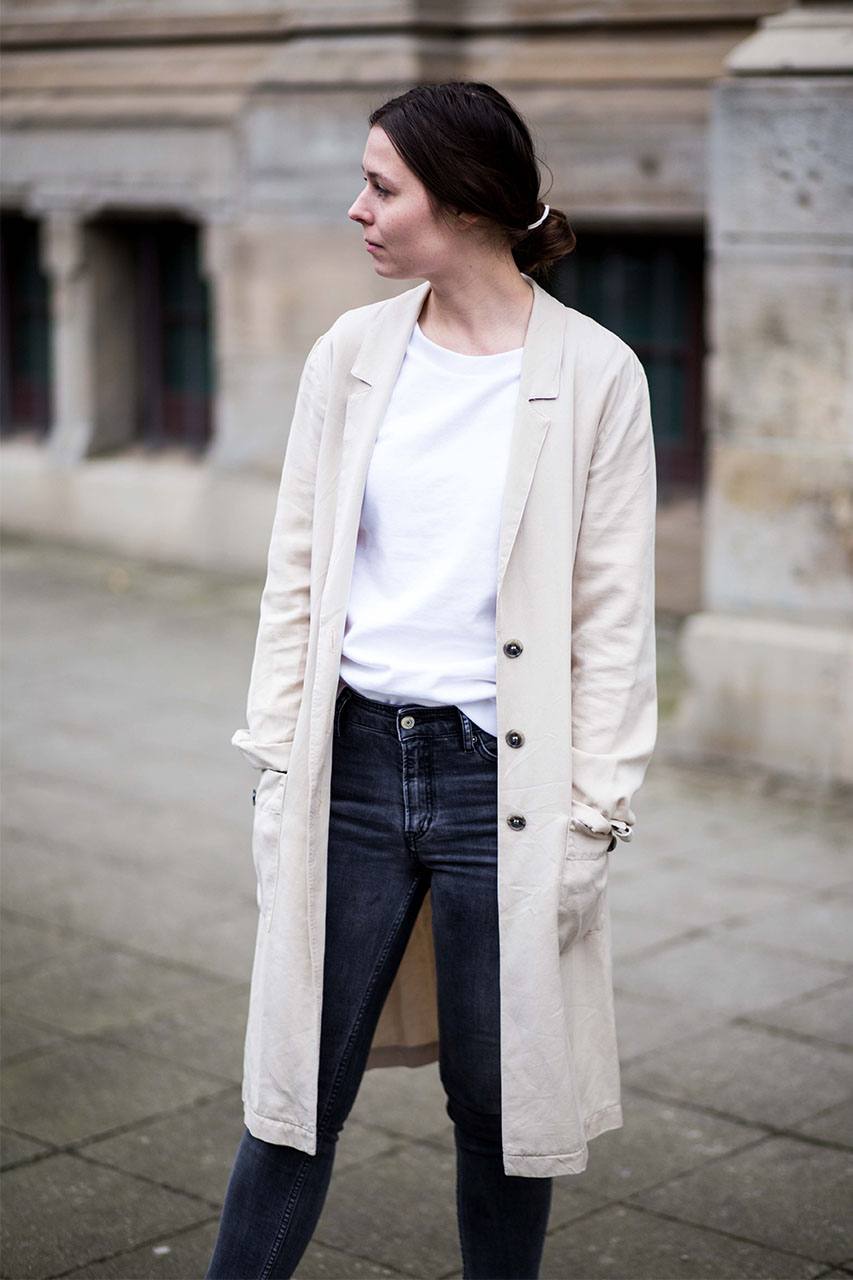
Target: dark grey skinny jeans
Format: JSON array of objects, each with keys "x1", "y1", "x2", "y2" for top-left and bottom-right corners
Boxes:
[{"x1": 205, "y1": 680, "x2": 553, "y2": 1279}]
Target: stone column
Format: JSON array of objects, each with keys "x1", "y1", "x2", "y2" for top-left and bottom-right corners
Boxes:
[
  {"x1": 203, "y1": 87, "x2": 398, "y2": 473},
  {"x1": 669, "y1": 2, "x2": 853, "y2": 785},
  {"x1": 42, "y1": 212, "x2": 142, "y2": 460},
  {"x1": 200, "y1": 216, "x2": 300, "y2": 474},
  {"x1": 41, "y1": 211, "x2": 95, "y2": 463}
]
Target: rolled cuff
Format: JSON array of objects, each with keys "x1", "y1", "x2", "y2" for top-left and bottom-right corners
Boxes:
[
  {"x1": 231, "y1": 729, "x2": 293, "y2": 774},
  {"x1": 570, "y1": 801, "x2": 634, "y2": 850}
]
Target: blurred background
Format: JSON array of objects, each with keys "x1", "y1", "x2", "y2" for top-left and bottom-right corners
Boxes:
[{"x1": 1, "y1": 2, "x2": 851, "y2": 1278}]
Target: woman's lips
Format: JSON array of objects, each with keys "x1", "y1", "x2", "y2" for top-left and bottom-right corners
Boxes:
[{"x1": 365, "y1": 242, "x2": 384, "y2": 253}]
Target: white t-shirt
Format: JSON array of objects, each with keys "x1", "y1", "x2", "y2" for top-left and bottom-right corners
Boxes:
[{"x1": 339, "y1": 319, "x2": 523, "y2": 737}]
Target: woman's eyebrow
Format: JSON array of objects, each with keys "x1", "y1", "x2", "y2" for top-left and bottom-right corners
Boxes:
[{"x1": 361, "y1": 166, "x2": 393, "y2": 185}]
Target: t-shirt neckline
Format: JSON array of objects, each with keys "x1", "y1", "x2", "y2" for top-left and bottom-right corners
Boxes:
[{"x1": 413, "y1": 322, "x2": 524, "y2": 370}]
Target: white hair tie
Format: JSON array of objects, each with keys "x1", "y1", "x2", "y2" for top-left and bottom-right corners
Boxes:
[{"x1": 527, "y1": 203, "x2": 550, "y2": 230}]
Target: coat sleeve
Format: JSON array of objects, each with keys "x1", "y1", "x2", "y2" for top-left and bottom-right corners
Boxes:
[
  {"x1": 231, "y1": 330, "x2": 332, "y2": 773},
  {"x1": 570, "y1": 351, "x2": 658, "y2": 845}
]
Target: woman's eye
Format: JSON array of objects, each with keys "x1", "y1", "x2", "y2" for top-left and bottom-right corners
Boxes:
[{"x1": 363, "y1": 177, "x2": 389, "y2": 198}]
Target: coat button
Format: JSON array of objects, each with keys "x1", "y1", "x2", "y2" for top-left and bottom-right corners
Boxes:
[
  {"x1": 506, "y1": 731, "x2": 524, "y2": 748},
  {"x1": 503, "y1": 640, "x2": 523, "y2": 658},
  {"x1": 507, "y1": 814, "x2": 526, "y2": 830}
]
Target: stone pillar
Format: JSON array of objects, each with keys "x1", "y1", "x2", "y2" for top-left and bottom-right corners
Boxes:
[
  {"x1": 41, "y1": 211, "x2": 95, "y2": 463},
  {"x1": 203, "y1": 88, "x2": 397, "y2": 473},
  {"x1": 200, "y1": 216, "x2": 318, "y2": 474},
  {"x1": 669, "y1": 2, "x2": 853, "y2": 785},
  {"x1": 42, "y1": 212, "x2": 141, "y2": 460}
]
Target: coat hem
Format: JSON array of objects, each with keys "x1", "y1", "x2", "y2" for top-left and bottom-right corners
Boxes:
[
  {"x1": 501, "y1": 1102, "x2": 624, "y2": 1177},
  {"x1": 242, "y1": 1097, "x2": 623, "y2": 1177},
  {"x1": 243, "y1": 1102, "x2": 318, "y2": 1156}
]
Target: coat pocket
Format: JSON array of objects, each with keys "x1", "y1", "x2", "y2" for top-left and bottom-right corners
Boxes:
[
  {"x1": 251, "y1": 768, "x2": 287, "y2": 926},
  {"x1": 557, "y1": 823, "x2": 613, "y2": 953}
]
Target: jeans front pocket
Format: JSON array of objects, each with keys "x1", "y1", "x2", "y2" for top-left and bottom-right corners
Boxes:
[
  {"x1": 251, "y1": 768, "x2": 287, "y2": 928},
  {"x1": 471, "y1": 729, "x2": 499, "y2": 763}
]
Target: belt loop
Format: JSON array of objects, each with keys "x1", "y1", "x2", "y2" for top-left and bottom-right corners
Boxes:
[{"x1": 458, "y1": 708, "x2": 475, "y2": 751}]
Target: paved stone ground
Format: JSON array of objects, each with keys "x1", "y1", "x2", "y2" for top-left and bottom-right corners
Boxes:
[{"x1": 1, "y1": 534, "x2": 851, "y2": 1280}]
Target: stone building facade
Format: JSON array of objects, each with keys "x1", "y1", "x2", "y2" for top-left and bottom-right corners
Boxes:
[{"x1": 1, "y1": 1, "x2": 850, "y2": 783}]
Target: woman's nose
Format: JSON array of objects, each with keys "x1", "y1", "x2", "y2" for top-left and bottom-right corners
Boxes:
[{"x1": 348, "y1": 189, "x2": 370, "y2": 222}]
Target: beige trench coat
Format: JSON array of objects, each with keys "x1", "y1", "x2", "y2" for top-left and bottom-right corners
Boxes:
[{"x1": 231, "y1": 272, "x2": 658, "y2": 1178}]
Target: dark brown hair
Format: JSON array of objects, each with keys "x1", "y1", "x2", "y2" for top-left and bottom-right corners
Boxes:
[{"x1": 368, "y1": 81, "x2": 576, "y2": 282}]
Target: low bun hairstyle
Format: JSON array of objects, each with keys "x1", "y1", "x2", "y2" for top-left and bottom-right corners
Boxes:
[{"x1": 368, "y1": 81, "x2": 576, "y2": 282}]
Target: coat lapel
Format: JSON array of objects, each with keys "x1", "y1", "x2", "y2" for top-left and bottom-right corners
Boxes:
[{"x1": 328, "y1": 274, "x2": 567, "y2": 613}]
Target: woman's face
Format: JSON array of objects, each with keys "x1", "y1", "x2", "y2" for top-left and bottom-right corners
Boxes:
[{"x1": 348, "y1": 125, "x2": 466, "y2": 280}]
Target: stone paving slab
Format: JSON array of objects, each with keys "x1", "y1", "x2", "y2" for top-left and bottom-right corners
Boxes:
[
  {"x1": 78, "y1": 1091, "x2": 406, "y2": 1212},
  {"x1": 607, "y1": 906, "x2": 706, "y2": 957},
  {"x1": 80, "y1": 1090, "x2": 246, "y2": 1205},
  {"x1": 0, "y1": 912, "x2": 105, "y2": 979},
  {"x1": 0, "y1": 1013, "x2": 64, "y2": 1064},
  {"x1": 629, "y1": 1135, "x2": 853, "y2": 1264},
  {"x1": 1, "y1": 1152, "x2": 212, "y2": 1279},
  {"x1": 2, "y1": 1038, "x2": 232, "y2": 1147},
  {"x1": 2, "y1": 768, "x2": 246, "y2": 887},
  {"x1": 632, "y1": 770, "x2": 851, "y2": 892},
  {"x1": 62, "y1": 1221, "x2": 222, "y2": 1280},
  {"x1": 3, "y1": 718, "x2": 240, "y2": 818},
  {"x1": 65, "y1": 1223, "x2": 404, "y2": 1280},
  {"x1": 0, "y1": 1127, "x2": 52, "y2": 1170},
  {"x1": 1, "y1": 845, "x2": 258, "y2": 982},
  {"x1": 667, "y1": 831, "x2": 851, "y2": 896},
  {"x1": 620, "y1": 1021, "x2": 853, "y2": 1128},
  {"x1": 791, "y1": 1100, "x2": 853, "y2": 1147},
  {"x1": 612, "y1": 934, "x2": 843, "y2": 1016},
  {"x1": 148, "y1": 907, "x2": 259, "y2": 983},
  {"x1": 747, "y1": 980, "x2": 853, "y2": 1050},
  {"x1": 292, "y1": 1244, "x2": 405, "y2": 1279},
  {"x1": 553, "y1": 1087, "x2": 766, "y2": 1200},
  {"x1": 608, "y1": 860, "x2": 798, "y2": 932},
  {"x1": 539, "y1": 1202, "x2": 827, "y2": 1279},
  {"x1": 100, "y1": 981, "x2": 250, "y2": 1082},
  {"x1": 723, "y1": 897, "x2": 853, "y2": 967},
  {"x1": 613, "y1": 988, "x2": 733, "y2": 1062},
  {"x1": 1, "y1": 944, "x2": 232, "y2": 1036}
]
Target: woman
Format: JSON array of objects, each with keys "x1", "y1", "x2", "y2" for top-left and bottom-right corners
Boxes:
[{"x1": 206, "y1": 81, "x2": 657, "y2": 1280}]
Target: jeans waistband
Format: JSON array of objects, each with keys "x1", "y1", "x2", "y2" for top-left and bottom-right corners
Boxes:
[{"x1": 335, "y1": 680, "x2": 478, "y2": 750}]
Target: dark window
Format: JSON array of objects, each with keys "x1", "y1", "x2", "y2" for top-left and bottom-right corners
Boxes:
[
  {"x1": 132, "y1": 219, "x2": 213, "y2": 450},
  {"x1": 548, "y1": 231, "x2": 705, "y2": 493},
  {"x1": 0, "y1": 212, "x2": 52, "y2": 438}
]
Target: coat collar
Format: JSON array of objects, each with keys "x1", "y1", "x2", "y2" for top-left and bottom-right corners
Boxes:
[
  {"x1": 328, "y1": 273, "x2": 570, "y2": 611},
  {"x1": 350, "y1": 272, "x2": 567, "y2": 401}
]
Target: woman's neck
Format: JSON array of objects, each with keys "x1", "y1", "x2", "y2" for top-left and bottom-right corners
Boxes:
[{"x1": 417, "y1": 263, "x2": 534, "y2": 356}]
